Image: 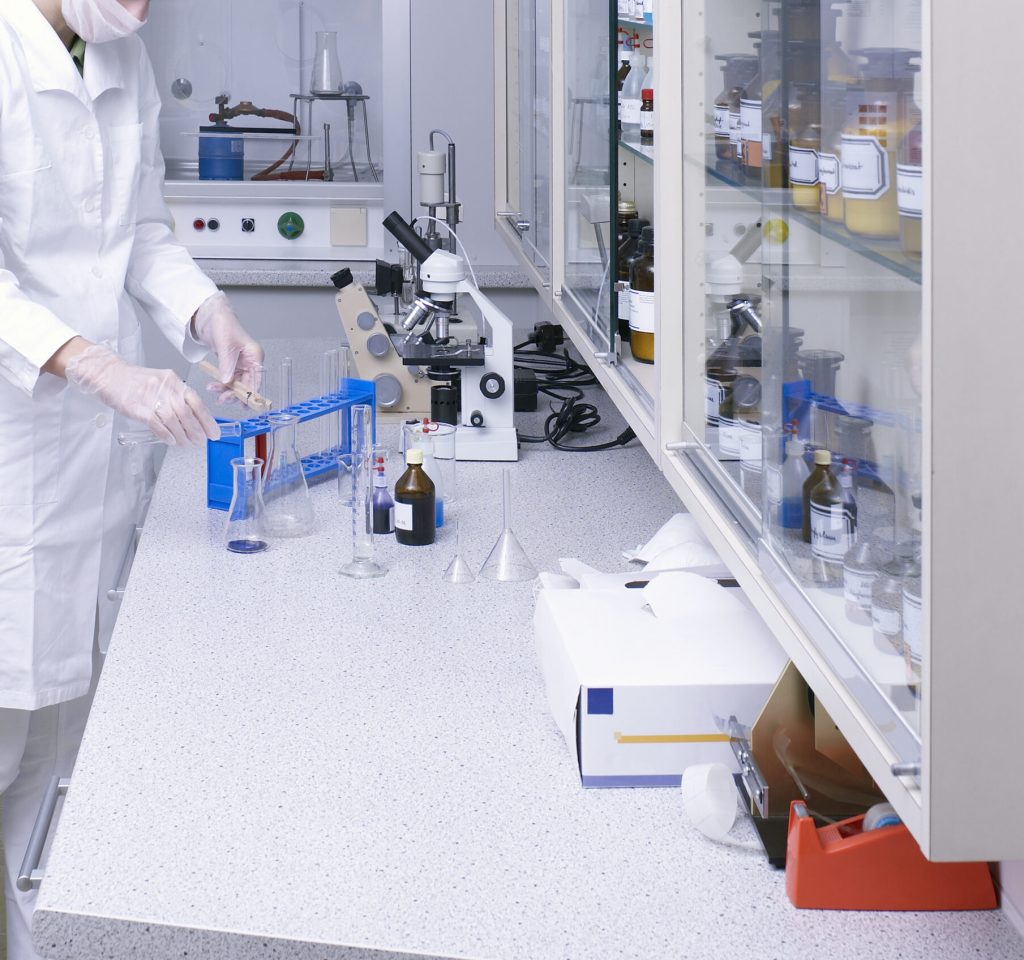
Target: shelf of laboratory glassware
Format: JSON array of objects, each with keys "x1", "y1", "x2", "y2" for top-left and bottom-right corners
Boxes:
[
  {"x1": 620, "y1": 135, "x2": 654, "y2": 166},
  {"x1": 704, "y1": 154, "x2": 922, "y2": 286}
]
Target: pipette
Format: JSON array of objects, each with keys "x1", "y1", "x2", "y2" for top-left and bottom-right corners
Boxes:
[{"x1": 118, "y1": 420, "x2": 244, "y2": 446}]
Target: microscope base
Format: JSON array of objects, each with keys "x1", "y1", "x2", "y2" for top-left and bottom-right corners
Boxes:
[{"x1": 455, "y1": 426, "x2": 519, "y2": 462}]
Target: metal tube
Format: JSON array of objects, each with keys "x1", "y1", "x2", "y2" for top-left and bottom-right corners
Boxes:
[{"x1": 17, "y1": 777, "x2": 69, "y2": 892}]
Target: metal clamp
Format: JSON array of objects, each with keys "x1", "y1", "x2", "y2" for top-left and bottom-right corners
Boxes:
[
  {"x1": 106, "y1": 526, "x2": 142, "y2": 602},
  {"x1": 17, "y1": 777, "x2": 70, "y2": 892},
  {"x1": 730, "y1": 725, "x2": 770, "y2": 818}
]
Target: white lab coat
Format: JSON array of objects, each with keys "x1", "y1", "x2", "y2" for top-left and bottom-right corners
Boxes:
[{"x1": 0, "y1": 0, "x2": 218, "y2": 709}]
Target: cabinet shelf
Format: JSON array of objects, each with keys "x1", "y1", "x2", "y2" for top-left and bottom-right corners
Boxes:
[
  {"x1": 705, "y1": 152, "x2": 922, "y2": 285},
  {"x1": 617, "y1": 16, "x2": 652, "y2": 29},
  {"x1": 619, "y1": 136, "x2": 654, "y2": 165}
]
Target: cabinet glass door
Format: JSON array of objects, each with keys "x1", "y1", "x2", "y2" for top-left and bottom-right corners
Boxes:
[
  {"x1": 685, "y1": 0, "x2": 924, "y2": 766},
  {"x1": 504, "y1": 0, "x2": 553, "y2": 283},
  {"x1": 562, "y1": 0, "x2": 615, "y2": 349}
]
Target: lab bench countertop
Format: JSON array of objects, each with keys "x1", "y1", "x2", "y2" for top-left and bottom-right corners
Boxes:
[
  {"x1": 32, "y1": 343, "x2": 1024, "y2": 960},
  {"x1": 197, "y1": 258, "x2": 534, "y2": 289}
]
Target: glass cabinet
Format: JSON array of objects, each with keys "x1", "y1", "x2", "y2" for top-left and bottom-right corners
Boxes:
[{"x1": 682, "y1": 0, "x2": 925, "y2": 769}]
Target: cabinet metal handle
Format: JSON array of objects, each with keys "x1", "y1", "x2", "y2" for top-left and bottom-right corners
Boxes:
[
  {"x1": 891, "y1": 761, "x2": 922, "y2": 778},
  {"x1": 497, "y1": 211, "x2": 531, "y2": 236},
  {"x1": 106, "y1": 525, "x2": 142, "y2": 602},
  {"x1": 17, "y1": 777, "x2": 70, "y2": 892}
]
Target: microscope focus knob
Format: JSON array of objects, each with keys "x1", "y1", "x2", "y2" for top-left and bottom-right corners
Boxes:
[
  {"x1": 469, "y1": 410, "x2": 485, "y2": 427},
  {"x1": 479, "y1": 372, "x2": 505, "y2": 400}
]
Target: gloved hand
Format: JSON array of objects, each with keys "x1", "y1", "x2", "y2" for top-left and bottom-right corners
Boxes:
[
  {"x1": 192, "y1": 292, "x2": 264, "y2": 393},
  {"x1": 66, "y1": 344, "x2": 220, "y2": 446}
]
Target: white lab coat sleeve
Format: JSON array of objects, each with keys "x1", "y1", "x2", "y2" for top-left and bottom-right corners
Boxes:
[{"x1": 123, "y1": 41, "x2": 218, "y2": 363}]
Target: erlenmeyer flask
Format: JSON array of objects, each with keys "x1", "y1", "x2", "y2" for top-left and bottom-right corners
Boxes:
[
  {"x1": 225, "y1": 457, "x2": 268, "y2": 554},
  {"x1": 310, "y1": 31, "x2": 343, "y2": 95},
  {"x1": 261, "y1": 413, "x2": 317, "y2": 537}
]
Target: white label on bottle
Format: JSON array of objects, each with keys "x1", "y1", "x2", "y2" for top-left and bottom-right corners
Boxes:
[
  {"x1": 818, "y1": 152, "x2": 841, "y2": 195},
  {"x1": 766, "y1": 465, "x2": 783, "y2": 505},
  {"x1": 714, "y1": 106, "x2": 728, "y2": 137},
  {"x1": 896, "y1": 163, "x2": 923, "y2": 218},
  {"x1": 762, "y1": 133, "x2": 773, "y2": 161},
  {"x1": 739, "y1": 99, "x2": 762, "y2": 143},
  {"x1": 789, "y1": 146, "x2": 818, "y2": 185},
  {"x1": 739, "y1": 423, "x2": 762, "y2": 472},
  {"x1": 395, "y1": 500, "x2": 413, "y2": 531},
  {"x1": 629, "y1": 289, "x2": 655, "y2": 334},
  {"x1": 621, "y1": 98, "x2": 642, "y2": 125},
  {"x1": 810, "y1": 502, "x2": 854, "y2": 561},
  {"x1": 840, "y1": 135, "x2": 890, "y2": 199},
  {"x1": 719, "y1": 417, "x2": 742, "y2": 456},
  {"x1": 872, "y1": 604, "x2": 901, "y2": 637},
  {"x1": 640, "y1": 109, "x2": 655, "y2": 133},
  {"x1": 728, "y1": 110, "x2": 741, "y2": 145},
  {"x1": 844, "y1": 569, "x2": 875, "y2": 610},
  {"x1": 903, "y1": 588, "x2": 923, "y2": 660},
  {"x1": 704, "y1": 378, "x2": 724, "y2": 425},
  {"x1": 618, "y1": 289, "x2": 631, "y2": 322}
]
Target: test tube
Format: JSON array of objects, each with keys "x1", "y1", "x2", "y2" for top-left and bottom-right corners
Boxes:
[
  {"x1": 320, "y1": 348, "x2": 339, "y2": 454},
  {"x1": 338, "y1": 344, "x2": 354, "y2": 451}
]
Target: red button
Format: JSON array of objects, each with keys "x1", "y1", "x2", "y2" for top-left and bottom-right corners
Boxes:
[{"x1": 193, "y1": 218, "x2": 206, "y2": 231}]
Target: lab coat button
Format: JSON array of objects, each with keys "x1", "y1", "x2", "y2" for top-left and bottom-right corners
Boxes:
[
  {"x1": 84, "y1": 199, "x2": 96, "y2": 213},
  {"x1": 91, "y1": 266, "x2": 103, "y2": 279},
  {"x1": 93, "y1": 413, "x2": 109, "y2": 428}
]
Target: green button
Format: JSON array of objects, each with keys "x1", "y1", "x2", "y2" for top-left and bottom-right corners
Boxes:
[{"x1": 277, "y1": 212, "x2": 305, "y2": 240}]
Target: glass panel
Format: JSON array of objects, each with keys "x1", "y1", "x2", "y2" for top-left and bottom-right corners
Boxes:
[
  {"x1": 691, "y1": 0, "x2": 924, "y2": 761},
  {"x1": 519, "y1": 0, "x2": 553, "y2": 280},
  {"x1": 563, "y1": 0, "x2": 613, "y2": 347}
]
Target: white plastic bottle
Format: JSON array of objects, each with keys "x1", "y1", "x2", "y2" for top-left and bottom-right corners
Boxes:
[
  {"x1": 779, "y1": 436, "x2": 810, "y2": 529},
  {"x1": 620, "y1": 53, "x2": 646, "y2": 135}
]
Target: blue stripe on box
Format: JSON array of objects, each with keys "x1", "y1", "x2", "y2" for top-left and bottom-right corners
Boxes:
[
  {"x1": 586, "y1": 688, "x2": 614, "y2": 715},
  {"x1": 581, "y1": 774, "x2": 682, "y2": 788}
]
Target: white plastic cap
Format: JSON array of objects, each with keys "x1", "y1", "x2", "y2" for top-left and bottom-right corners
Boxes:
[
  {"x1": 406, "y1": 448, "x2": 424, "y2": 465},
  {"x1": 680, "y1": 762, "x2": 737, "y2": 841}
]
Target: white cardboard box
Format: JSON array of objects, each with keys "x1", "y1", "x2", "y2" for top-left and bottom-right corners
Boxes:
[{"x1": 534, "y1": 574, "x2": 788, "y2": 787}]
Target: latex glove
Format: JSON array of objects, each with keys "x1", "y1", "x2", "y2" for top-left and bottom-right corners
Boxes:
[
  {"x1": 192, "y1": 292, "x2": 264, "y2": 392},
  {"x1": 67, "y1": 344, "x2": 220, "y2": 446}
]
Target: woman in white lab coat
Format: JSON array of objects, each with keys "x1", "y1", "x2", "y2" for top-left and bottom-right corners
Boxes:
[{"x1": 0, "y1": 1, "x2": 262, "y2": 956}]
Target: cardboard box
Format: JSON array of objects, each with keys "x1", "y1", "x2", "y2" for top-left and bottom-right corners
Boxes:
[{"x1": 535, "y1": 573, "x2": 788, "y2": 787}]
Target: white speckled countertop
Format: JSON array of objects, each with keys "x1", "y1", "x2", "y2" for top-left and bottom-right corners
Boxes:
[
  {"x1": 197, "y1": 259, "x2": 534, "y2": 289},
  {"x1": 32, "y1": 340, "x2": 1024, "y2": 960}
]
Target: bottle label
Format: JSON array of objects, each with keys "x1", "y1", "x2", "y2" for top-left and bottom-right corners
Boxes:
[
  {"x1": 395, "y1": 500, "x2": 414, "y2": 532},
  {"x1": 810, "y1": 502, "x2": 854, "y2": 561},
  {"x1": 740, "y1": 99, "x2": 762, "y2": 167},
  {"x1": 640, "y1": 109, "x2": 655, "y2": 133},
  {"x1": 621, "y1": 98, "x2": 642, "y2": 125},
  {"x1": 618, "y1": 289, "x2": 631, "y2": 322},
  {"x1": 789, "y1": 146, "x2": 818, "y2": 185},
  {"x1": 844, "y1": 568, "x2": 875, "y2": 610},
  {"x1": 903, "y1": 589, "x2": 923, "y2": 661},
  {"x1": 872, "y1": 604, "x2": 901, "y2": 638},
  {"x1": 728, "y1": 110, "x2": 741, "y2": 145},
  {"x1": 766, "y1": 465, "x2": 782, "y2": 505},
  {"x1": 840, "y1": 135, "x2": 890, "y2": 199},
  {"x1": 896, "y1": 163, "x2": 923, "y2": 218},
  {"x1": 714, "y1": 106, "x2": 729, "y2": 138},
  {"x1": 818, "y1": 152, "x2": 841, "y2": 195},
  {"x1": 739, "y1": 424, "x2": 762, "y2": 473},
  {"x1": 704, "y1": 377, "x2": 724, "y2": 425},
  {"x1": 719, "y1": 417, "x2": 742, "y2": 456},
  {"x1": 629, "y1": 289, "x2": 655, "y2": 334}
]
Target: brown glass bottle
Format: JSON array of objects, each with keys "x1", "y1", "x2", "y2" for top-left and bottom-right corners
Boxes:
[
  {"x1": 628, "y1": 227, "x2": 655, "y2": 364},
  {"x1": 617, "y1": 218, "x2": 648, "y2": 344},
  {"x1": 394, "y1": 449, "x2": 436, "y2": 546},
  {"x1": 616, "y1": 54, "x2": 632, "y2": 132},
  {"x1": 640, "y1": 88, "x2": 654, "y2": 143},
  {"x1": 809, "y1": 455, "x2": 854, "y2": 565},
  {"x1": 616, "y1": 200, "x2": 638, "y2": 248},
  {"x1": 897, "y1": 96, "x2": 922, "y2": 257},
  {"x1": 801, "y1": 449, "x2": 832, "y2": 543}
]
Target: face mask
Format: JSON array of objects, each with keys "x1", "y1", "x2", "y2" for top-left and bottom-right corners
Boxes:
[{"x1": 61, "y1": 0, "x2": 149, "y2": 43}]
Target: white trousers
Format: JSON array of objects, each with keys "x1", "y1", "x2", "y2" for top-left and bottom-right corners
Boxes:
[{"x1": 0, "y1": 640, "x2": 101, "y2": 960}]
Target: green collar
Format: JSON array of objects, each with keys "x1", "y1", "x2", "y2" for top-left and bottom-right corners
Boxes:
[{"x1": 69, "y1": 35, "x2": 85, "y2": 76}]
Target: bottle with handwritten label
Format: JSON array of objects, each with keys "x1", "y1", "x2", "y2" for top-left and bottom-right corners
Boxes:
[{"x1": 897, "y1": 96, "x2": 923, "y2": 257}]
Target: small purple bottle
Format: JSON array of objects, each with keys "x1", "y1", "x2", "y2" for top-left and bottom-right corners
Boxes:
[{"x1": 372, "y1": 466, "x2": 395, "y2": 535}]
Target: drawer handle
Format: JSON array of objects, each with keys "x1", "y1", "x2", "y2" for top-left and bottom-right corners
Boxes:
[
  {"x1": 106, "y1": 525, "x2": 142, "y2": 602},
  {"x1": 17, "y1": 777, "x2": 70, "y2": 892},
  {"x1": 891, "y1": 761, "x2": 921, "y2": 778}
]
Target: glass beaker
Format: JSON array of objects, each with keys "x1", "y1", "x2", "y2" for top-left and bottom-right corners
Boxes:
[
  {"x1": 311, "y1": 31, "x2": 343, "y2": 95},
  {"x1": 402, "y1": 421, "x2": 456, "y2": 527},
  {"x1": 225, "y1": 458, "x2": 268, "y2": 554},
  {"x1": 262, "y1": 414, "x2": 317, "y2": 538}
]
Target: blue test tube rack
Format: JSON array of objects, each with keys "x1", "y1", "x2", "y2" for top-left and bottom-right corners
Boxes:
[{"x1": 206, "y1": 377, "x2": 376, "y2": 511}]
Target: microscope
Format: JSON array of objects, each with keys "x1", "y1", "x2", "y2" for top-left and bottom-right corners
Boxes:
[{"x1": 334, "y1": 210, "x2": 518, "y2": 462}]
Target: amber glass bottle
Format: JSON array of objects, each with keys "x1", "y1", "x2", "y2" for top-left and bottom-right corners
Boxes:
[
  {"x1": 628, "y1": 227, "x2": 655, "y2": 364},
  {"x1": 394, "y1": 449, "x2": 436, "y2": 546}
]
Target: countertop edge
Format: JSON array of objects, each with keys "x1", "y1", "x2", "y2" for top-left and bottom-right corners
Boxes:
[{"x1": 33, "y1": 910, "x2": 468, "y2": 960}]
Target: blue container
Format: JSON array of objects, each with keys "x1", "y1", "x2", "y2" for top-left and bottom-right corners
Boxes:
[{"x1": 198, "y1": 131, "x2": 244, "y2": 181}]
